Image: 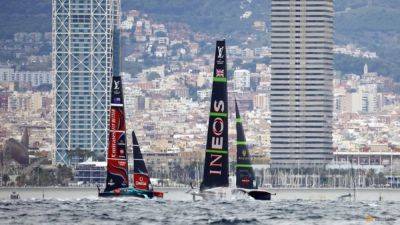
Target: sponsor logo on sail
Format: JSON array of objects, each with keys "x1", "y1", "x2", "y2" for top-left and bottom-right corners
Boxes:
[
  {"x1": 209, "y1": 100, "x2": 225, "y2": 175},
  {"x1": 114, "y1": 80, "x2": 120, "y2": 90},
  {"x1": 216, "y1": 45, "x2": 225, "y2": 65},
  {"x1": 216, "y1": 69, "x2": 224, "y2": 77},
  {"x1": 212, "y1": 118, "x2": 224, "y2": 136},
  {"x1": 134, "y1": 174, "x2": 149, "y2": 190},
  {"x1": 241, "y1": 176, "x2": 251, "y2": 184},
  {"x1": 110, "y1": 132, "x2": 117, "y2": 158},
  {"x1": 110, "y1": 109, "x2": 117, "y2": 130},
  {"x1": 217, "y1": 46, "x2": 224, "y2": 59},
  {"x1": 135, "y1": 176, "x2": 147, "y2": 186}
]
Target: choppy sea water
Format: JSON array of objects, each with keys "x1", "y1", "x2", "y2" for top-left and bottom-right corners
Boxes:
[{"x1": 0, "y1": 188, "x2": 399, "y2": 225}]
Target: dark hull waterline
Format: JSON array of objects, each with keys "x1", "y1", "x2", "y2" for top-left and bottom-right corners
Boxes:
[
  {"x1": 192, "y1": 187, "x2": 272, "y2": 201},
  {"x1": 232, "y1": 188, "x2": 272, "y2": 201},
  {"x1": 98, "y1": 187, "x2": 163, "y2": 199}
]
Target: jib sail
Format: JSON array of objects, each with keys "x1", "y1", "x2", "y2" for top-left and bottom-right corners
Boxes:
[
  {"x1": 235, "y1": 100, "x2": 256, "y2": 189},
  {"x1": 132, "y1": 131, "x2": 151, "y2": 190},
  {"x1": 104, "y1": 29, "x2": 129, "y2": 192},
  {"x1": 201, "y1": 40, "x2": 229, "y2": 190}
]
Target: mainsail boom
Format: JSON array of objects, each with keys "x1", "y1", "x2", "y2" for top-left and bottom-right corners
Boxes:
[
  {"x1": 235, "y1": 100, "x2": 256, "y2": 189},
  {"x1": 201, "y1": 40, "x2": 229, "y2": 190}
]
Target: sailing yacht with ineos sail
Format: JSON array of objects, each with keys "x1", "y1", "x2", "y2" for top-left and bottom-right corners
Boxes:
[
  {"x1": 193, "y1": 40, "x2": 272, "y2": 200},
  {"x1": 197, "y1": 40, "x2": 230, "y2": 199},
  {"x1": 233, "y1": 100, "x2": 271, "y2": 200}
]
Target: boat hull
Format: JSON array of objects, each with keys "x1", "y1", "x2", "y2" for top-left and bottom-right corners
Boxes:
[
  {"x1": 233, "y1": 188, "x2": 272, "y2": 201},
  {"x1": 98, "y1": 187, "x2": 163, "y2": 199},
  {"x1": 247, "y1": 190, "x2": 271, "y2": 201},
  {"x1": 192, "y1": 187, "x2": 272, "y2": 201}
]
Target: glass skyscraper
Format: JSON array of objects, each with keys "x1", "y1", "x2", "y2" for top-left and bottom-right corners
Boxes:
[
  {"x1": 53, "y1": 0, "x2": 120, "y2": 164},
  {"x1": 270, "y1": 0, "x2": 334, "y2": 168}
]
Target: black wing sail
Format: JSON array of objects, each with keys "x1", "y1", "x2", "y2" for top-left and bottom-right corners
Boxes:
[
  {"x1": 132, "y1": 131, "x2": 151, "y2": 190},
  {"x1": 201, "y1": 40, "x2": 229, "y2": 190},
  {"x1": 235, "y1": 100, "x2": 256, "y2": 189}
]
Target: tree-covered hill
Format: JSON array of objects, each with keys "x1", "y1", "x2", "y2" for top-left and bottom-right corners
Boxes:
[
  {"x1": 122, "y1": 0, "x2": 267, "y2": 39},
  {"x1": 0, "y1": 0, "x2": 51, "y2": 39},
  {"x1": 334, "y1": 0, "x2": 400, "y2": 81},
  {"x1": 0, "y1": 0, "x2": 399, "y2": 80}
]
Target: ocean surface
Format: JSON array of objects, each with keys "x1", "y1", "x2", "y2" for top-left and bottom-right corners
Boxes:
[{"x1": 0, "y1": 188, "x2": 399, "y2": 225}]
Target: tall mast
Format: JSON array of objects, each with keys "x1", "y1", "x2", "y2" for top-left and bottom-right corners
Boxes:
[
  {"x1": 104, "y1": 28, "x2": 129, "y2": 192},
  {"x1": 201, "y1": 40, "x2": 229, "y2": 190}
]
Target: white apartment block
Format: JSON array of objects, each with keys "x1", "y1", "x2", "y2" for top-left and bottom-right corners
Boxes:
[{"x1": 0, "y1": 67, "x2": 51, "y2": 87}]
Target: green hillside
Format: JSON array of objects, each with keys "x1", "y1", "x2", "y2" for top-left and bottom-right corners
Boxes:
[
  {"x1": 0, "y1": 0, "x2": 51, "y2": 39},
  {"x1": 0, "y1": 0, "x2": 399, "y2": 80},
  {"x1": 122, "y1": 0, "x2": 267, "y2": 39},
  {"x1": 334, "y1": 0, "x2": 400, "y2": 81}
]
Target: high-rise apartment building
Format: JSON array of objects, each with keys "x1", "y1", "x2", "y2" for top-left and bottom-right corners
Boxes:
[
  {"x1": 0, "y1": 67, "x2": 52, "y2": 87},
  {"x1": 270, "y1": 0, "x2": 334, "y2": 168},
  {"x1": 53, "y1": 0, "x2": 120, "y2": 164}
]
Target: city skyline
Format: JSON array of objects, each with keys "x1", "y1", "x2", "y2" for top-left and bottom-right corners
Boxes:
[
  {"x1": 1, "y1": 2, "x2": 400, "y2": 223},
  {"x1": 0, "y1": 1, "x2": 399, "y2": 188}
]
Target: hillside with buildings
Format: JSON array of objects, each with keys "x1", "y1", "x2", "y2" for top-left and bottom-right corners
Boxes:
[
  {"x1": 0, "y1": 0, "x2": 399, "y2": 80},
  {"x1": 0, "y1": 0, "x2": 400, "y2": 188}
]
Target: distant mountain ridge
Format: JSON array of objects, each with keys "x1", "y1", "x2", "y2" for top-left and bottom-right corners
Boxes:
[
  {"x1": 0, "y1": 0, "x2": 51, "y2": 38},
  {"x1": 0, "y1": 0, "x2": 399, "y2": 80}
]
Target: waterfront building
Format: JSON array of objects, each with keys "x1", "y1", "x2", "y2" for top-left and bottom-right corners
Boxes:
[
  {"x1": 74, "y1": 161, "x2": 106, "y2": 185},
  {"x1": 53, "y1": 0, "x2": 120, "y2": 164},
  {"x1": 270, "y1": 0, "x2": 334, "y2": 168}
]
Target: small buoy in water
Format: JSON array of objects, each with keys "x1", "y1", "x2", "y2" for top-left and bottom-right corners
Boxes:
[
  {"x1": 365, "y1": 214, "x2": 375, "y2": 223},
  {"x1": 10, "y1": 192, "x2": 20, "y2": 200}
]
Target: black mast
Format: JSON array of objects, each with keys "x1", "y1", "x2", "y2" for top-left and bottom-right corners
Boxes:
[
  {"x1": 235, "y1": 99, "x2": 256, "y2": 189},
  {"x1": 201, "y1": 40, "x2": 229, "y2": 190}
]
